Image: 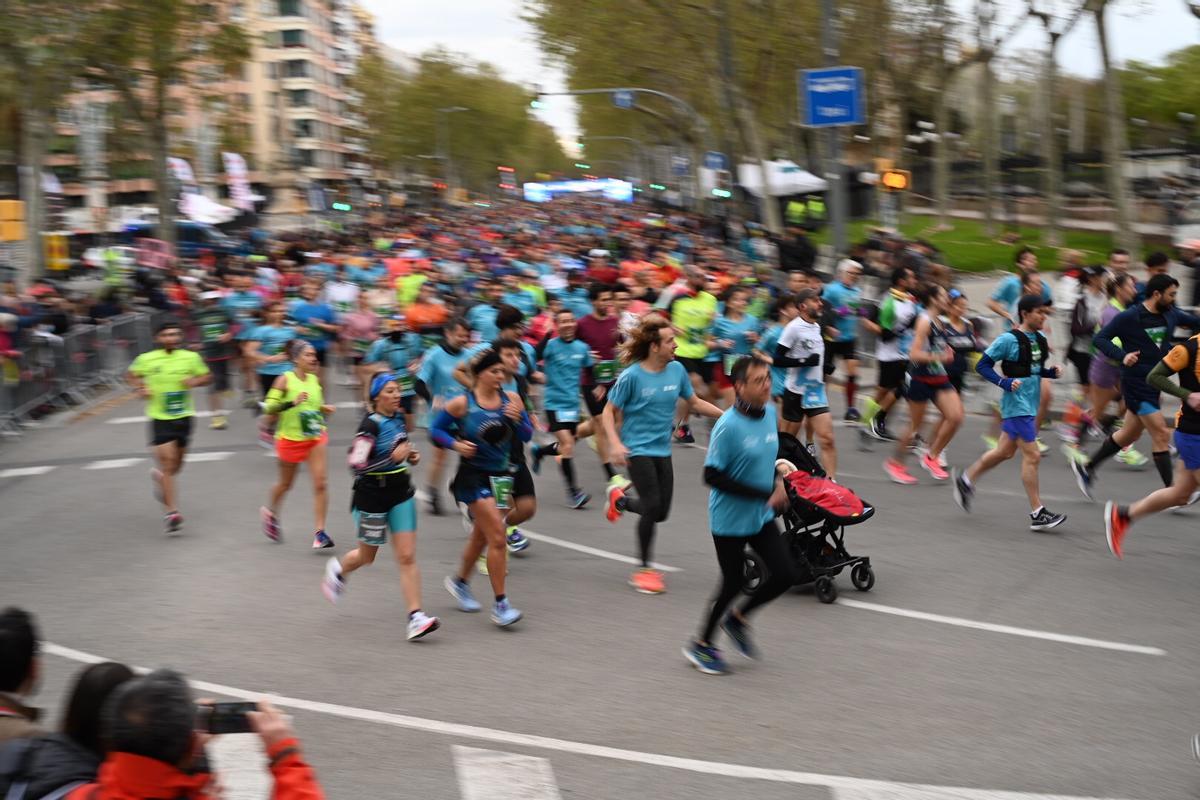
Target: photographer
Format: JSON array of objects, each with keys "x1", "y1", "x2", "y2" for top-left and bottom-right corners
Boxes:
[{"x1": 67, "y1": 669, "x2": 323, "y2": 799}]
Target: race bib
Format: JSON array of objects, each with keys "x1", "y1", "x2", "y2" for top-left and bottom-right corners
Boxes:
[
  {"x1": 592, "y1": 360, "x2": 618, "y2": 382},
  {"x1": 489, "y1": 475, "x2": 514, "y2": 510},
  {"x1": 334, "y1": 301, "x2": 353, "y2": 313},
  {"x1": 356, "y1": 510, "x2": 388, "y2": 546},
  {"x1": 723, "y1": 353, "x2": 739, "y2": 376},
  {"x1": 299, "y1": 409, "x2": 324, "y2": 438},
  {"x1": 353, "y1": 338, "x2": 372, "y2": 353},
  {"x1": 397, "y1": 374, "x2": 414, "y2": 395},
  {"x1": 421, "y1": 335, "x2": 439, "y2": 350},
  {"x1": 685, "y1": 327, "x2": 705, "y2": 345},
  {"x1": 306, "y1": 323, "x2": 324, "y2": 339},
  {"x1": 556, "y1": 408, "x2": 579, "y2": 423},
  {"x1": 202, "y1": 323, "x2": 225, "y2": 342},
  {"x1": 164, "y1": 390, "x2": 188, "y2": 416},
  {"x1": 801, "y1": 381, "x2": 827, "y2": 409}
]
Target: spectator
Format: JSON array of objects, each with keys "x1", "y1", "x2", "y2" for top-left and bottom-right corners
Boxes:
[
  {"x1": 68, "y1": 668, "x2": 323, "y2": 799},
  {"x1": 0, "y1": 607, "x2": 41, "y2": 745},
  {"x1": 773, "y1": 226, "x2": 816, "y2": 273},
  {"x1": 0, "y1": 662, "x2": 135, "y2": 798}
]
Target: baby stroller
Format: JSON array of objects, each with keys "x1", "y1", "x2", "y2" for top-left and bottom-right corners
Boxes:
[{"x1": 743, "y1": 433, "x2": 876, "y2": 604}]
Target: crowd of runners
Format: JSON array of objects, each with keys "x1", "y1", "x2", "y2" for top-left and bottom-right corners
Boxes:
[{"x1": 118, "y1": 197, "x2": 1200, "y2": 675}]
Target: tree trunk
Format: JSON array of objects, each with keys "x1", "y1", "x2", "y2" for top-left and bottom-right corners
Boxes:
[
  {"x1": 934, "y1": 78, "x2": 951, "y2": 228},
  {"x1": 150, "y1": 112, "x2": 176, "y2": 252},
  {"x1": 18, "y1": 93, "x2": 46, "y2": 284},
  {"x1": 1041, "y1": 36, "x2": 1063, "y2": 247},
  {"x1": 1093, "y1": 0, "x2": 1138, "y2": 252},
  {"x1": 980, "y1": 55, "x2": 998, "y2": 237}
]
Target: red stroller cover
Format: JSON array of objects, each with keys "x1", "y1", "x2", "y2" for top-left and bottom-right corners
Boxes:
[{"x1": 785, "y1": 470, "x2": 866, "y2": 517}]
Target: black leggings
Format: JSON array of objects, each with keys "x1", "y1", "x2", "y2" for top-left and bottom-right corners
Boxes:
[
  {"x1": 623, "y1": 455, "x2": 674, "y2": 567},
  {"x1": 1066, "y1": 349, "x2": 1092, "y2": 387},
  {"x1": 700, "y1": 521, "x2": 795, "y2": 643}
]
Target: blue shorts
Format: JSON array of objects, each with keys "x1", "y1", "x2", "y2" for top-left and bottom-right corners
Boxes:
[
  {"x1": 1175, "y1": 430, "x2": 1200, "y2": 470},
  {"x1": 907, "y1": 378, "x2": 952, "y2": 404},
  {"x1": 1000, "y1": 415, "x2": 1038, "y2": 443},
  {"x1": 352, "y1": 498, "x2": 417, "y2": 546}
]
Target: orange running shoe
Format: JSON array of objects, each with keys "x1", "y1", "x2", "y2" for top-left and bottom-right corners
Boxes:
[
  {"x1": 630, "y1": 568, "x2": 665, "y2": 594},
  {"x1": 883, "y1": 459, "x2": 919, "y2": 485},
  {"x1": 1104, "y1": 501, "x2": 1130, "y2": 559},
  {"x1": 605, "y1": 484, "x2": 626, "y2": 524}
]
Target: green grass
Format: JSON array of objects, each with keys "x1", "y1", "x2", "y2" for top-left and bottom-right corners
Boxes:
[{"x1": 811, "y1": 217, "x2": 1121, "y2": 273}]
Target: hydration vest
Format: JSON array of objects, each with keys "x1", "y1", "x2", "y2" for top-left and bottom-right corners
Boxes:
[{"x1": 1000, "y1": 330, "x2": 1049, "y2": 378}]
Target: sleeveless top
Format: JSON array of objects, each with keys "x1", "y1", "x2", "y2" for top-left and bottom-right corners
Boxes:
[
  {"x1": 277, "y1": 371, "x2": 325, "y2": 442},
  {"x1": 461, "y1": 392, "x2": 512, "y2": 473},
  {"x1": 909, "y1": 312, "x2": 949, "y2": 382}
]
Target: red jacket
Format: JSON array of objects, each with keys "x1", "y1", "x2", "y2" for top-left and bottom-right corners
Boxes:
[{"x1": 68, "y1": 738, "x2": 323, "y2": 800}]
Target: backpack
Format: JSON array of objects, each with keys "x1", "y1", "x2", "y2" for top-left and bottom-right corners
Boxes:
[
  {"x1": 1000, "y1": 330, "x2": 1048, "y2": 378},
  {"x1": 0, "y1": 738, "x2": 88, "y2": 800}
]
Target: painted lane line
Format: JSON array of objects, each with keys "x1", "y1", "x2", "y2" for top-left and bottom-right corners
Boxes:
[
  {"x1": 414, "y1": 490, "x2": 681, "y2": 573},
  {"x1": 37, "y1": 641, "x2": 1140, "y2": 800},
  {"x1": 208, "y1": 735, "x2": 270, "y2": 800},
  {"x1": 0, "y1": 466, "x2": 56, "y2": 478},
  {"x1": 184, "y1": 451, "x2": 236, "y2": 463},
  {"x1": 83, "y1": 457, "x2": 147, "y2": 470},
  {"x1": 454, "y1": 746, "x2": 563, "y2": 800},
  {"x1": 835, "y1": 598, "x2": 1166, "y2": 657},
  {"x1": 832, "y1": 786, "x2": 1126, "y2": 800},
  {"x1": 107, "y1": 402, "x2": 362, "y2": 425}
]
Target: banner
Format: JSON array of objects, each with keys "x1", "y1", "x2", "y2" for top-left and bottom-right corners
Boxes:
[
  {"x1": 222, "y1": 152, "x2": 254, "y2": 211},
  {"x1": 167, "y1": 157, "x2": 196, "y2": 185}
]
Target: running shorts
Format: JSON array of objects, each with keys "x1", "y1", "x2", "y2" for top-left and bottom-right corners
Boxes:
[
  {"x1": 583, "y1": 383, "x2": 611, "y2": 418},
  {"x1": 677, "y1": 356, "x2": 708, "y2": 377},
  {"x1": 907, "y1": 377, "x2": 952, "y2": 403},
  {"x1": 1088, "y1": 357, "x2": 1121, "y2": 391},
  {"x1": 877, "y1": 359, "x2": 908, "y2": 391},
  {"x1": 452, "y1": 462, "x2": 535, "y2": 506},
  {"x1": 353, "y1": 498, "x2": 417, "y2": 545},
  {"x1": 207, "y1": 359, "x2": 230, "y2": 393},
  {"x1": 259, "y1": 372, "x2": 278, "y2": 398},
  {"x1": 781, "y1": 387, "x2": 829, "y2": 421},
  {"x1": 823, "y1": 340, "x2": 857, "y2": 375},
  {"x1": 1174, "y1": 430, "x2": 1200, "y2": 470},
  {"x1": 1000, "y1": 415, "x2": 1038, "y2": 443},
  {"x1": 276, "y1": 432, "x2": 327, "y2": 463},
  {"x1": 149, "y1": 417, "x2": 194, "y2": 447},
  {"x1": 546, "y1": 409, "x2": 581, "y2": 434},
  {"x1": 1121, "y1": 383, "x2": 1161, "y2": 418}
]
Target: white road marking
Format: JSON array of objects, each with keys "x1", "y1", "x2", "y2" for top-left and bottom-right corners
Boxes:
[
  {"x1": 0, "y1": 466, "x2": 56, "y2": 478},
  {"x1": 832, "y1": 787, "x2": 1123, "y2": 800},
  {"x1": 208, "y1": 735, "x2": 270, "y2": 800},
  {"x1": 83, "y1": 457, "x2": 147, "y2": 470},
  {"x1": 836, "y1": 598, "x2": 1166, "y2": 656},
  {"x1": 185, "y1": 451, "x2": 236, "y2": 463},
  {"x1": 37, "y1": 641, "x2": 1142, "y2": 800},
  {"x1": 107, "y1": 401, "x2": 361, "y2": 425},
  {"x1": 454, "y1": 746, "x2": 563, "y2": 800}
]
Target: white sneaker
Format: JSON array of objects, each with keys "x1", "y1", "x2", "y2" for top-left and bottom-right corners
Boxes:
[
  {"x1": 321, "y1": 557, "x2": 344, "y2": 604},
  {"x1": 406, "y1": 611, "x2": 440, "y2": 641}
]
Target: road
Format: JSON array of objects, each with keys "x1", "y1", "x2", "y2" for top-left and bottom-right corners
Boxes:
[{"x1": 1, "y1": 381, "x2": 1198, "y2": 799}]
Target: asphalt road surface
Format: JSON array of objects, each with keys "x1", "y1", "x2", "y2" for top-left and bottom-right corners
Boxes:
[{"x1": 2, "y1": 382, "x2": 1198, "y2": 799}]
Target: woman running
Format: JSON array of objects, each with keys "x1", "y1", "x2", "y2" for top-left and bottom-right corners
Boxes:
[
  {"x1": 941, "y1": 288, "x2": 979, "y2": 396},
  {"x1": 246, "y1": 301, "x2": 297, "y2": 446},
  {"x1": 711, "y1": 285, "x2": 760, "y2": 408},
  {"x1": 431, "y1": 347, "x2": 531, "y2": 627},
  {"x1": 260, "y1": 340, "x2": 336, "y2": 549},
  {"x1": 322, "y1": 373, "x2": 439, "y2": 641}
]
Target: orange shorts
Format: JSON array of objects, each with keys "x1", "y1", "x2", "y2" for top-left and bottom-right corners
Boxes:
[{"x1": 276, "y1": 433, "x2": 327, "y2": 463}]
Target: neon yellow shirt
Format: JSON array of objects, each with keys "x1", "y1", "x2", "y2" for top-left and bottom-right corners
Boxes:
[
  {"x1": 275, "y1": 370, "x2": 325, "y2": 441},
  {"x1": 128, "y1": 349, "x2": 209, "y2": 420},
  {"x1": 671, "y1": 291, "x2": 718, "y2": 359},
  {"x1": 396, "y1": 274, "x2": 428, "y2": 307}
]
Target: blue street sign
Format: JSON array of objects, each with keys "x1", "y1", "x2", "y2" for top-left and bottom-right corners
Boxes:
[
  {"x1": 612, "y1": 90, "x2": 635, "y2": 110},
  {"x1": 671, "y1": 154, "x2": 691, "y2": 177},
  {"x1": 799, "y1": 66, "x2": 866, "y2": 128},
  {"x1": 703, "y1": 151, "x2": 728, "y2": 170}
]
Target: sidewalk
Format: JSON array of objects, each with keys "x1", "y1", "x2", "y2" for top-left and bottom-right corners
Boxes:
[{"x1": 905, "y1": 206, "x2": 1173, "y2": 238}]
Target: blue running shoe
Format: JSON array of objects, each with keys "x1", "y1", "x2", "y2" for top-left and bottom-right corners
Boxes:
[
  {"x1": 506, "y1": 526, "x2": 530, "y2": 554},
  {"x1": 444, "y1": 576, "x2": 481, "y2": 612},
  {"x1": 568, "y1": 489, "x2": 590, "y2": 509},
  {"x1": 312, "y1": 529, "x2": 335, "y2": 549},
  {"x1": 491, "y1": 598, "x2": 523, "y2": 627},
  {"x1": 530, "y1": 444, "x2": 545, "y2": 475},
  {"x1": 721, "y1": 614, "x2": 759, "y2": 660},
  {"x1": 682, "y1": 642, "x2": 728, "y2": 675}
]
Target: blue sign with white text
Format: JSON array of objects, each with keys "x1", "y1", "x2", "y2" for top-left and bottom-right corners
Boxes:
[
  {"x1": 800, "y1": 67, "x2": 866, "y2": 128},
  {"x1": 613, "y1": 90, "x2": 635, "y2": 109},
  {"x1": 704, "y1": 151, "x2": 728, "y2": 170}
]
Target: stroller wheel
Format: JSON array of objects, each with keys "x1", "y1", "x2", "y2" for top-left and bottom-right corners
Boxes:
[
  {"x1": 814, "y1": 575, "x2": 837, "y2": 604},
  {"x1": 850, "y1": 563, "x2": 875, "y2": 592},
  {"x1": 742, "y1": 551, "x2": 766, "y2": 597}
]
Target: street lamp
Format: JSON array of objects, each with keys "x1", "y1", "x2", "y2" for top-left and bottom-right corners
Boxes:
[{"x1": 436, "y1": 106, "x2": 471, "y2": 203}]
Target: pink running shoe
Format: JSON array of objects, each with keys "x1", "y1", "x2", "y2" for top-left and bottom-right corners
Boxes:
[
  {"x1": 920, "y1": 453, "x2": 949, "y2": 481},
  {"x1": 260, "y1": 506, "x2": 282, "y2": 542},
  {"x1": 884, "y1": 459, "x2": 918, "y2": 485}
]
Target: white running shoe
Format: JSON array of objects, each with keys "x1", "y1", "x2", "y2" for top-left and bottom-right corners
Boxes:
[
  {"x1": 406, "y1": 611, "x2": 440, "y2": 641},
  {"x1": 321, "y1": 557, "x2": 344, "y2": 603}
]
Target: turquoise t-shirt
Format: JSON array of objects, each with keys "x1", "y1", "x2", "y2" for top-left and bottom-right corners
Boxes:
[
  {"x1": 756, "y1": 324, "x2": 786, "y2": 397},
  {"x1": 991, "y1": 276, "x2": 1054, "y2": 330},
  {"x1": 253, "y1": 325, "x2": 297, "y2": 376},
  {"x1": 417, "y1": 343, "x2": 468, "y2": 403},
  {"x1": 821, "y1": 281, "x2": 862, "y2": 342},
  {"x1": 466, "y1": 304, "x2": 500, "y2": 342},
  {"x1": 365, "y1": 334, "x2": 423, "y2": 396},
  {"x1": 705, "y1": 405, "x2": 779, "y2": 535},
  {"x1": 464, "y1": 340, "x2": 534, "y2": 394},
  {"x1": 541, "y1": 337, "x2": 593, "y2": 412},
  {"x1": 608, "y1": 361, "x2": 694, "y2": 457},
  {"x1": 984, "y1": 330, "x2": 1043, "y2": 419}
]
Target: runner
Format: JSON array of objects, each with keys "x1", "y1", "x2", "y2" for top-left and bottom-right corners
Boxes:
[
  {"x1": 952, "y1": 295, "x2": 1067, "y2": 530},
  {"x1": 773, "y1": 289, "x2": 839, "y2": 478},
  {"x1": 221, "y1": 270, "x2": 264, "y2": 407},
  {"x1": 883, "y1": 284, "x2": 963, "y2": 484},
  {"x1": 246, "y1": 301, "x2": 298, "y2": 445},
  {"x1": 260, "y1": 340, "x2": 336, "y2": 549},
  {"x1": 415, "y1": 318, "x2": 471, "y2": 515},
  {"x1": 1071, "y1": 274, "x2": 1200, "y2": 498},
  {"x1": 574, "y1": 283, "x2": 625, "y2": 484},
  {"x1": 191, "y1": 290, "x2": 235, "y2": 430},
  {"x1": 431, "y1": 347, "x2": 530, "y2": 627},
  {"x1": 602, "y1": 315, "x2": 722, "y2": 594},
  {"x1": 322, "y1": 373, "x2": 440, "y2": 641},
  {"x1": 711, "y1": 284, "x2": 760, "y2": 409},
  {"x1": 530, "y1": 308, "x2": 594, "y2": 508},
  {"x1": 861, "y1": 266, "x2": 918, "y2": 440},
  {"x1": 361, "y1": 314, "x2": 422, "y2": 432},
  {"x1": 338, "y1": 292, "x2": 381, "y2": 398},
  {"x1": 754, "y1": 294, "x2": 799, "y2": 414},
  {"x1": 668, "y1": 266, "x2": 718, "y2": 444},
  {"x1": 821, "y1": 259, "x2": 864, "y2": 420},
  {"x1": 126, "y1": 321, "x2": 212, "y2": 533},
  {"x1": 288, "y1": 280, "x2": 339, "y2": 384},
  {"x1": 1104, "y1": 332, "x2": 1200, "y2": 557},
  {"x1": 941, "y1": 288, "x2": 979, "y2": 396},
  {"x1": 683, "y1": 357, "x2": 792, "y2": 675}
]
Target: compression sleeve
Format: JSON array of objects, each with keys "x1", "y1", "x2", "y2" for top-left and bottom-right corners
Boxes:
[
  {"x1": 262, "y1": 387, "x2": 291, "y2": 414},
  {"x1": 514, "y1": 411, "x2": 534, "y2": 443},
  {"x1": 975, "y1": 354, "x2": 1014, "y2": 392},
  {"x1": 429, "y1": 410, "x2": 459, "y2": 449},
  {"x1": 772, "y1": 342, "x2": 819, "y2": 369},
  {"x1": 414, "y1": 378, "x2": 432, "y2": 404},
  {"x1": 1147, "y1": 359, "x2": 1191, "y2": 400},
  {"x1": 703, "y1": 465, "x2": 773, "y2": 499}
]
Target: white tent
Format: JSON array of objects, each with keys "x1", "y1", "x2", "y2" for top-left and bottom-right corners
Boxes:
[{"x1": 736, "y1": 160, "x2": 828, "y2": 197}]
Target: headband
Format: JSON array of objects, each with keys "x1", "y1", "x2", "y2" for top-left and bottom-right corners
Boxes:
[
  {"x1": 369, "y1": 372, "x2": 396, "y2": 400},
  {"x1": 470, "y1": 347, "x2": 503, "y2": 375}
]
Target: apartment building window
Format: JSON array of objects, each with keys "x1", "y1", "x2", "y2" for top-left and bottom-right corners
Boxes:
[
  {"x1": 288, "y1": 89, "x2": 311, "y2": 108},
  {"x1": 278, "y1": 0, "x2": 303, "y2": 16},
  {"x1": 280, "y1": 29, "x2": 305, "y2": 47},
  {"x1": 293, "y1": 119, "x2": 314, "y2": 138},
  {"x1": 296, "y1": 149, "x2": 315, "y2": 168},
  {"x1": 283, "y1": 59, "x2": 308, "y2": 78}
]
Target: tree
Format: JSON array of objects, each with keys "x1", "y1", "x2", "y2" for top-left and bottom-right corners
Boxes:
[
  {"x1": 83, "y1": 0, "x2": 249, "y2": 249},
  {"x1": 1090, "y1": 0, "x2": 1138, "y2": 252}
]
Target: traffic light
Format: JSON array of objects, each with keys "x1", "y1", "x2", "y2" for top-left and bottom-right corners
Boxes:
[
  {"x1": 649, "y1": 183, "x2": 666, "y2": 191},
  {"x1": 331, "y1": 201, "x2": 352, "y2": 212},
  {"x1": 710, "y1": 169, "x2": 732, "y2": 199},
  {"x1": 880, "y1": 169, "x2": 911, "y2": 192},
  {"x1": 497, "y1": 166, "x2": 516, "y2": 191},
  {"x1": 574, "y1": 162, "x2": 590, "y2": 170}
]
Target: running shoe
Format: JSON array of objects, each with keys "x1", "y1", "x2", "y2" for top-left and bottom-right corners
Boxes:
[
  {"x1": 1029, "y1": 508, "x2": 1066, "y2": 532},
  {"x1": 241, "y1": 391, "x2": 259, "y2": 409},
  {"x1": 257, "y1": 422, "x2": 275, "y2": 450},
  {"x1": 843, "y1": 407, "x2": 861, "y2": 422},
  {"x1": 951, "y1": 468, "x2": 973, "y2": 513},
  {"x1": 1117, "y1": 446, "x2": 1149, "y2": 469},
  {"x1": 1069, "y1": 456, "x2": 1094, "y2": 501},
  {"x1": 150, "y1": 468, "x2": 164, "y2": 504},
  {"x1": 674, "y1": 423, "x2": 695, "y2": 444},
  {"x1": 806, "y1": 442, "x2": 819, "y2": 458},
  {"x1": 1104, "y1": 501, "x2": 1129, "y2": 559},
  {"x1": 312, "y1": 529, "x2": 335, "y2": 549},
  {"x1": 608, "y1": 473, "x2": 632, "y2": 491},
  {"x1": 530, "y1": 443, "x2": 546, "y2": 475},
  {"x1": 883, "y1": 459, "x2": 918, "y2": 485},
  {"x1": 260, "y1": 506, "x2": 282, "y2": 542},
  {"x1": 630, "y1": 568, "x2": 666, "y2": 594},
  {"x1": 568, "y1": 489, "x2": 590, "y2": 509},
  {"x1": 605, "y1": 484, "x2": 626, "y2": 524},
  {"x1": 1035, "y1": 437, "x2": 1050, "y2": 455},
  {"x1": 426, "y1": 489, "x2": 443, "y2": 516},
  {"x1": 721, "y1": 614, "x2": 759, "y2": 660},
  {"x1": 406, "y1": 611, "x2": 440, "y2": 641},
  {"x1": 164, "y1": 512, "x2": 183, "y2": 534},
  {"x1": 505, "y1": 526, "x2": 530, "y2": 554},
  {"x1": 919, "y1": 453, "x2": 949, "y2": 481},
  {"x1": 321, "y1": 557, "x2": 345, "y2": 603},
  {"x1": 908, "y1": 434, "x2": 927, "y2": 452},
  {"x1": 860, "y1": 397, "x2": 880, "y2": 426},
  {"x1": 1061, "y1": 443, "x2": 1088, "y2": 465},
  {"x1": 868, "y1": 417, "x2": 895, "y2": 441},
  {"x1": 1054, "y1": 422, "x2": 1078, "y2": 444},
  {"x1": 209, "y1": 414, "x2": 228, "y2": 430},
  {"x1": 491, "y1": 598, "x2": 523, "y2": 627},
  {"x1": 980, "y1": 434, "x2": 998, "y2": 450},
  {"x1": 682, "y1": 642, "x2": 728, "y2": 675},
  {"x1": 459, "y1": 501, "x2": 475, "y2": 535},
  {"x1": 444, "y1": 576, "x2": 482, "y2": 612}
]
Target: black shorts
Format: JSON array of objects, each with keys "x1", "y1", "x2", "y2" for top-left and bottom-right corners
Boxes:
[
  {"x1": 546, "y1": 410, "x2": 580, "y2": 434},
  {"x1": 400, "y1": 394, "x2": 415, "y2": 415},
  {"x1": 878, "y1": 360, "x2": 909, "y2": 391},
  {"x1": 583, "y1": 384, "x2": 612, "y2": 418},
  {"x1": 512, "y1": 461, "x2": 535, "y2": 498},
  {"x1": 259, "y1": 372, "x2": 278, "y2": 398},
  {"x1": 206, "y1": 359, "x2": 230, "y2": 392},
  {"x1": 150, "y1": 417, "x2": 193, "y2": 447},
  {"x1": 314, "y1": 348, "x2": 328, "y2": 366},
  {"x1": 823, "y1": 340, "x2": 858, "y2": 374},
  {"x1": 781, "y1": 389, "x2": 829, "y2": 422},
  {"x1": 677, "y1": 357, "x2": 708, "y2": 376}
]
